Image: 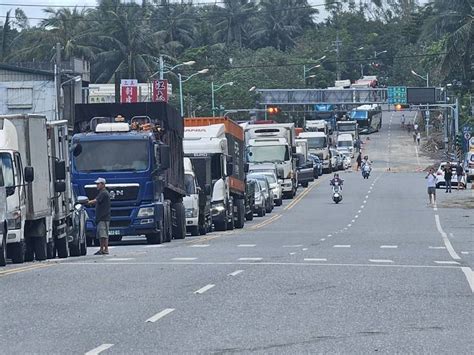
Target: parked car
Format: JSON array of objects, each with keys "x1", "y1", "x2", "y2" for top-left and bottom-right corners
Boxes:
[
  {"x1": 250, "y1": 179, "x2": 266, "y2": 217},
  {"x1": 308, "y1": 154, "x2": 323, "y2": 178},
  {"x1": 464, "y1": 152, "x2": 474, "y2": 183},
  {"x1": 249, "y1": 168, "x2": 282, "y2": 206},
  {"x1": 248, "y1": 173, "x2": 274, "y2": 213},
  {"x1": 245, "y1": 179, "x2": 256, "y2": 221},
  {"x1": 435, "y1": 162, "x2": 460, "y2": 188},
  {"x1": 295, "y1": 153, "x2": 314, "y2": 188}
]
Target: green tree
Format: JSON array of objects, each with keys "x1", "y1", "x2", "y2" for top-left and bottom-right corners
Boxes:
[{"x1": 213, "y1": 0, "x2": 256, "y2": 48}]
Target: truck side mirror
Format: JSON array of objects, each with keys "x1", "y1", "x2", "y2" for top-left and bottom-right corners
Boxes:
[
  {"x1": 159, "y1": 144, "x2": 170, "y2": 170},
  {"x1": 72, "y1": 143, "x2": 82, "y2": 157},
  {"x1": 55, "y1": 160, "x2": 66, "y2": 180},
  {"x1": 6, "y1": 186, "x2": 15, "y2": 197},
  {"x1": 205, "y1": 184, "x2": 211, "y2": 195},
  {"x1": 291, "y1": 146, "x2": 297, "y2": 154},
  {"x1": 24, "y1": 166, "x2": 34, "y2": 183},
  {"x1": 277, "y1": 167, "x2": 285, "y2": 179},
  {"x1": 226, "y1": 162, "x2": 234, "y2": 176},
  {"x1": 55, "y1": 181, "x2": 66, "y2": 193},
  {"x1": 76, "y1": 196, "x2": 89, "y2": 206},
  {"x1": 244, "y1": 163, "x2": 249, "y2": 173}
]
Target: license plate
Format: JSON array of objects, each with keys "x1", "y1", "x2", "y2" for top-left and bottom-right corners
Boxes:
[{"x1": 109, "y1": 229, "x2": 122, "y2": 236}]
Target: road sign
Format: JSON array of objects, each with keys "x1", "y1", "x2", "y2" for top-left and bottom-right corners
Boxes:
[
  {"x1": 387, "y1": 86, "x2": 407, "y2": 104},
  {"x1": 465, "y1": 132, "x2": 471, "y2": 140},
  {"x1": 120, "y1": 79, "x2": 138, "y2": 103},
  {"x1": 153, "y1": 79, "x2": 168, "y2": 102}
]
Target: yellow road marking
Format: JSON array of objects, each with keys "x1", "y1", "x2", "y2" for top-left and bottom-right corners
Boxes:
[
  {"x1": 250, "y1": 213, "x2": 281, "y2": 230},
  {"x1": 0, "y1": 263, "x2": 53, "y2": 277}
]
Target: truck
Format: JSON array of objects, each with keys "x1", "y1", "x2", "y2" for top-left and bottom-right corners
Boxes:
[
  {"x1": 72, "y1": 102, "x2": 186, "y2": 245},
  {"x1": 298, "y1": 131, "x2": 332, "y2": 173},
  {"x1": 0, "y1": 115, "x2": 79, "y2": 263},
  {"x1": 0, "y1": 167, "x2": 7, "y2": 266},
  {"x1": 305, "y1": 119, "x2": 329, "y2": 135},
  {"x1": 183, "y1": 157, "x2": 211, "y2": 236},
  {"x1": 295, "y1": 139, "x2": 315, "y2": 188},
  {"x1": 336, "y1": 120, "x2": 359, "y2": 141},
  {"x1": 184, "y1": 117, "x2": 247, "y2": 231},
  {"x1": 312, "y1": 104, "x2": 337, "y2": 134},
  {"x1": 245, "y1": 123, "x2": 297, "y2": 199}
]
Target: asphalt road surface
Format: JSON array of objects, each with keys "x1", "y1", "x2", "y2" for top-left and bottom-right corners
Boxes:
[{"x1": 1, "y1": 111, "x2": 473, "y2": 354}]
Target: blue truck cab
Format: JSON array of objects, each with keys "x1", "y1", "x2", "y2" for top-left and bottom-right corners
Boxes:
[
  {"x1": 71, "y1": 102, "x2": 186, "y2": 245},
  {"x1": 314, "y1": 104, "x2": 336, "y2": 134}
]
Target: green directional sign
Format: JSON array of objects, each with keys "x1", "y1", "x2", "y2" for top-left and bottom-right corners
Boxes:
[{"x1": 387, "y1": 86, "x2": 407, "y2": 104}]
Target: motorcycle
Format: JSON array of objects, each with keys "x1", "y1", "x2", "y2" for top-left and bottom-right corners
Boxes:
[
  {"x1": 362, "y1": 164, "x2": 371, "y2": 179},
  {"x1": 332, "y1": 182, "x2": 343, "y2": 204}
]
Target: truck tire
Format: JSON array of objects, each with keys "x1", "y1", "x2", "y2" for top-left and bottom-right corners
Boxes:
[
  {"x1": 227, "y1": 209, "x2": 235, "y2": 231},
  {"x1": 69, "y1": 238, "x2": 81, "y2": 257},
  {"x1": 47, "y1": 240, "x2": 56, "y2": 259},
  {"x1": 146, "y1": 221, "x2": 163, "y2": 245},
  {"x1": 56, "y1": 237, "x2": 69, "y2": 258},
  {"x1": 34, "y1": 236, "x2": 47, "y2": 261},
  {"x1": 199, "y1": 223, "x2": 207, "y2": 235},
  {"x1": 173, "y1": 202, "x2": 186, "y2": 240},
  {"x1": 80, "y1": 238, "x2": 87, "y2": 256},
  {"x1": 301, "y1": 181, "x2": 309, "y2": 188},
  {"x1": 24, "y1": 238, "x2": 34, "y2": 262},
  {"x1": 245, "y1": 209, "x2": 254, "y2": 221},
  {"x1": 189, "y1": 226, "x2": 199, "y2": 236},
  {"x1": 234, "y1": 199, "x2": 245, "y2": 229},
  {"x1": 0, "y1": 226, "x2": 6, "y2": 267},
  {"x1": 9, "y1": 241, "x2": 25, "y2": 264},
  {"x1": 164, "y1": 202, "x2": 172, "y2": 243},
  {"x1": 214, "y1": 218, "x2": 226, "y2": 232},
  {"x1": 257, "y1": 207, "x2": 265, "y2": 217},
  {"x1": 275, "y1": 198, "x2": 282, "y2": 207}
]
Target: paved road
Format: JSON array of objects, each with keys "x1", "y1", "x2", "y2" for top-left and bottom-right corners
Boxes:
[{"x1": 1, "y1": 111, "x2": 473, "y2": 354}]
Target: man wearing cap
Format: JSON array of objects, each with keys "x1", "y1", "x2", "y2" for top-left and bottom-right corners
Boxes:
[{"x1": 88, "y1": 178, "x2": 111, "y2": 255}]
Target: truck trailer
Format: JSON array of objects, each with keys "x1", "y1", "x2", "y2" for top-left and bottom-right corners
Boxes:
[
  {"x1": 72, "y1": 102, "x2": 186, "y2": 245},
  {"x1": 184, "y1": 117, "x2": 247, "y2": 231}
]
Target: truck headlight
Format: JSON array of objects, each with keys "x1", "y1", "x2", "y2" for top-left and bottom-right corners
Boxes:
[
  {"x1": 185, "y1": 208, "x2": 198, "y2": 218},
  {"x1": 212, "y1": 202, "x2": 226, "y2": 215},
  {"x1": 137, "y1": 207, "x2": 154, "y2": 217},
  {"x1": 7, "y1": 211, "x2": 21, "y2": 229}
]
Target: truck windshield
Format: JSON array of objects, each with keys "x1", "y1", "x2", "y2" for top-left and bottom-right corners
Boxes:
[
  {"x1": 247, "y1": 145, "x2": 289, "y2": 163},
  {"x1": 74, "y1": 140, "x2": 149, "y2": 172},
  {"x1": 338, "y1": 125, "x2": 356, "y2": 132},
  {"x1": 184, "y1": 174, "x2": 196, "y2": 194},
  {"x1": 350, "y1": 111, "x2": 368, "y2": 120},
  {"x1": 338, "y1": 141, "x2": 352, "y2": 147},
  {"x1": 305, "y1": 137, "x2": 327, "y2": 149},
  {"x1": 0, "y1": 153, "x2": 14, "y2": 187}
]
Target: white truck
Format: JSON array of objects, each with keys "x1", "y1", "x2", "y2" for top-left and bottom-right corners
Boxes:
[
  {"x1": 305, "y1": 119, "x2": 329, "y2": 135},
  {"x1": 298, "y1": 131, "x2": 332, "y2": 173},
  {"x1": 336, "y1": 120, "x2": 358, "y2": 141},
  {"x1": 245, "y1": 123, "x2": 297, "y2": 199},
  {"x1": 337, "y1": 133, "x2": 355, "y2": 158},
  {"x1": 0, "y1": 115, "x2": 83, "y2": 263},
  {"x1": 0, "y1": 168, "x2": 8, "y2": 266}
]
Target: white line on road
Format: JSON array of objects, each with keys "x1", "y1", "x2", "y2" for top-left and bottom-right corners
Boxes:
[
  {"x1": 320, "y1": 238, "x2": 326, "y2": 241},
  {"x1": 351, "y1": 219, "x2": 355, "y2": 223},
  {"x1": 355, "y1": 215, "x2": 359, "y2": 219},
  {"x1": 461, "y1": 267, "x2": 474, "y2": 293},
  {"x1": 360, "y1": 205, "x2": 365, "y2": 209},
  {"x1": 363, "y1": 200, "x2": 367, "y2": 203},
  {"x1": 302, "y1": 248, "x2": 308, "y2": 251},
  {"x1": 334, "y1": 245, "x2": 351, "y2": 248},
  {"x1": 228, "y1": 270, "x2": 244, "y2": 276},
  {"x1": 461, "y1": 251, "x2": 469, "y2": 255},
  {"x1": 304, "y1": 258, "x2": 327, "y2": 262},
  {"x1": 190, "y1": 244, "x2": 210, "y2": 248},
  {"x1": 282, "y1": 245, "x2": 303, "y2": 248},
  {"x1": 85, "y1": 344, "x2": 114, "y2": 355},
  {"x1": 104, "y1": 258, "x2": 134, "y2": 261},
  {"x1": 238, "y1": 244, "x2": 256, "y2": 247},
  {"x1": 434, "y1": 261, "x2": 460, "y2": 265},
  {"x1": 145, "y1": 308, "x2": 175, "y2": 323},
  {"x1": 327, "y1": 234, "x2": 332, "y2": 237},
  {"x1": 365, "y1": 195, "x2": 369, "y2": 199},
  {"x1": 369, "y1": 259, "x2": 394, "y2": 263},
  {"x1": 358, "y1": 210, "x2": 362, "y2": 213},
  {"x1": 429, "y1": 246, "x2": 446, "y2": 249},
  {"x1": 289, "y1": 252, "x2": 296, "y2": 255},
  {"x1": 238, "y1": 257, "x2": 262, "y2": 261},
  {"x1": 380, "y1": 245, "x2": 398, "y2": 249},
  {"x1": 145, "y1": 245, "x2": 164, "y2": 248},
  {"x1": 347, "y1": 224, "x2": 352, "y2": 227},
  {"x1": 435, "y1": 215, "x2": 461, "y2": 260},
  {"x1": 171, "y1": 257, "x2": 197, "y2": 261},
  {"x1": 194, "y1": 284, "x2": 215, "y2": 294}
]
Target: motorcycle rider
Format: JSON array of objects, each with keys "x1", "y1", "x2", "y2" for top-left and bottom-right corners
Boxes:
[
  {"x1": 361, "y1": 156, "x2": 372, "y2": 178},
  {"x1": 330, "y1": 173, "x2": 344, "y2": 189}
]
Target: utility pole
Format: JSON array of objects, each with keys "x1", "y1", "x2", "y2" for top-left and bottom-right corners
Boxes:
[
  {"x1": 332, "y1": 35, "x2": 342, "y2": 80},
  {"x1": 159, "y1": 55, "x2": 164, "y2": 80},
  {"x1": 55, "y1": 42, "x2": 61, "y2": 120}
]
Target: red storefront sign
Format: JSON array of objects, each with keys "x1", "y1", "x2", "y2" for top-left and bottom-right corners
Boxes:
[{"x1": 153, "y1": 79, "x2": 168, "y2": 103}]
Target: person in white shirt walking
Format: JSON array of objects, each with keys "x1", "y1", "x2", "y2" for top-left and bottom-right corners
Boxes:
[
  {"x1": 416, "y1": 132, "x2": 421, "y2": 145},
  {"x1": 425, "y1": 168, "x2": 437, "y2": 205}
]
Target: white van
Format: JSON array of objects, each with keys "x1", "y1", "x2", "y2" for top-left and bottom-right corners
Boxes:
[{"x1": 337, "y1": 133, "x2": 354, "y2": 157}]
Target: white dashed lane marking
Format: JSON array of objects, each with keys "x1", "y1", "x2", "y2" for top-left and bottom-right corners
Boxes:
[
  {"x1": 228, "y1": 270, "x2": 244, "y2": 276},
  {"x1": 304, "y1": 258, "x2": 327, "y2": 262},
  {"x1": 334, "y1": 245, "x2": 351, "y2": 248},
  {"x1": 85, "y1": 344, "x2": 114, "y2": 355},
  {"x1": 369, "y1": 259, "x2": 394, "y2": 263},
  {"x1": 238, "y1": 257, "x2": 262, "y2": 261},
  {"x1": 172, "y1": 257, "x2": 197, "y2": 261},
  {"x1": 194, "y1": 284, "x2": 215, "y2": 294},
  {"x1": 429, "y1": 246, "x2": 446, "y2": 250},
  {"x1": 189, "y1": 244, "x2": 210, "y2": 248},
  {"x1": 145, "y1": 308, "x2": 175, "y2": 323},
  {"x1": 380, "y1": 245, "x2": 398, "y2": 249},
  {"x1": 434, "y1": 261, "x2": 460, "y2": 265},
  {"x1": 238, "y1": 244, "x2": 256, "y2": 247}
]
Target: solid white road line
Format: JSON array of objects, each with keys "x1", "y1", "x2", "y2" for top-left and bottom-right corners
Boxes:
[
  {"x1": 104, "y1": 258, "x2": 134, "y2": 261},
  {"x1": 334, "y1": 245, "x2": 351, "y2": 248},
  {"x1": 171, "y1": 257, "x2": 197, "y2": 261},
  {"x1": 380, "y1": 245, "x2": 398, "y2": 249},
  {"x1": 283, "y1": 244, "x2": 303, "y2": 248},
  {"x1": 435, "y1": 215, "x2": 461, "y2": 260},
  {"x1": 429, "y1": 246, "x2": 446, "y2": 249},
  {"x1": 302, "y1": 248, "x2": 308, "y2": 251},
  {"x1": 238, "y1": 244, "x2": 256, "y2": 247},
  {"x1": 145, "y1": 308, "x2": 175, "y2": 323},
  {"x1": 85, "y1": 344, "x2": 114, "y2": 355},
  {"x1": 228, "y1": 270, "x2": 244, "y2": 276},
  {"x1": 369, "y1": 259, "x2": 394, "y2": 263},
  {"x1": 304, "y1": 258, "x2": 327, "y2": 262},
  {"x1": 238, "y1": 257, "x2": 262, "y2": 261},
  {"x1": 190, "y1": 244, "x2": 210, "y2": 248},
  {"x1": 461, "y1": 267, "x2": 474, "y2": 293},
  {"x1": 194, "y1": 284, "x2": 215, "y2": 294},
  {"x1": 145, "y1": 245, "x2": 164, "y2": 248},
  {"x1": 434, "y1": 261, "x2": 460, "y2": 265}
]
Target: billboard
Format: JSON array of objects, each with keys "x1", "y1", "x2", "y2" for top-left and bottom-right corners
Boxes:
[{"x1": 406, "y1": 87, "x2": 436, "y2": 104}]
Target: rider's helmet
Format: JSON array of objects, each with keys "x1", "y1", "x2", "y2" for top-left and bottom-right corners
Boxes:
[{"x1": 334, "y1": 173, "x2": 339, "y2": 178}]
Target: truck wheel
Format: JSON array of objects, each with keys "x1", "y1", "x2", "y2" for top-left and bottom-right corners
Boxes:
[
  {"x1": 0, "y1": 226, "x2": 6, "y2": 267},
  {"x1": 302, "y1": 182, "x2": 309, "y2": 188},
  {"x1": 164, "y1": 202, "x2": 172, "y2": 243},
  {"x1": 190, "y1": 226, "x2": 199, "y2": 236},
  {"x1": 173, "y1": 202, "x2": 186, "y2": 239},
  {"x1": 245, "y1": 210, "x2": 254, "y2": 221},
  {"x1": 199, "y1": 223, "x2": 207, "y2": 235},
  {"x1": 47, "y1": 240, "x2": 56, "y2": 259},
  {"x1": 227, "y1": 209, "x2": 235, "y2": 231},
  {"x1": 146, "y1": 222, "x2": 163, "y2": 245},
  {"x1": 24, "y1": 238, "x2": 34, "y2": 262},
  {"x1": 9, "y1": 241, "x2": 25, "y2": 264},
  {"x1": 34, "y1": 236, "x2": 47, "y2": 261},
  {"x1": 69, "y1": 239, "x2": 81, "y2": 257},
  {"x1": 275, "y1": 198, "x2": 283, "y2": 206},
  {"x1": 234, "y1": 199, "x2": 245, "y2": 229},
  {"x1": 56, "y1": 237, "x2": 69, "y2": 258},
  {"x1": 80, "y1": 238, "x2": 87, "y2": 256},
  {"x1": 257, "y1": 208, "x2": 265, "y2": 217}
]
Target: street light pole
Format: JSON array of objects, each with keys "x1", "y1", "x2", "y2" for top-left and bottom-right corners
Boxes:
[
  {"x1": 179, "y1": 73, "x2": 184, "y2": 117},
  {"x1": 211, "y1": 81, "x2": 215, "y2": 117},
  {"x1": 159, "y1": 55, "x2": 164, "y2": 80}
]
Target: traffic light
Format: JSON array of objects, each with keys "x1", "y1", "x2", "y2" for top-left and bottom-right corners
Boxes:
[
  {"x1": 267, "y1": 106, "x2": 281, "y2": 115},
  {"x1": 455, "y1": 134, "x2": 462, "y2": 148},
  {"x1": 395, "y1": 104, "x2": 409, "y2": 111}
]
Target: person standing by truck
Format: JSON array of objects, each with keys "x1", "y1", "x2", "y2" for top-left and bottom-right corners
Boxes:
[{"x1": 88, "y1": 178, "x2": 111, "y2": 255}]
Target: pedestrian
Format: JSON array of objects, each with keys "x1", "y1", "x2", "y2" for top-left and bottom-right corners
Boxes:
[
  {"x1": 455, "y1": 162, "x2": 464, "y2": 190},
  {"x1": 414, "y1": 122, "x2": 419, "y2": 132},
  {"x1": 88, "y1": 178, "x2": 111, "y2": 255},
  {"x1": 425, "y1": 168, "x2": 437, "y2": 205},
  {"x1": 444, "y1": 163, "x2": 453, "y2": 193},
  {"x1": 356, "y1": 152, "x2": 362, "y2": 171},
  {"x1": 401, "y1": 114, "x2": 405, "y2": 128},
  {"x1": 413, "y1": 131, "x2": 417, "y2": 143},
  {"x1": 416, "y1": 132, "x2": 421, "y2": 145}
]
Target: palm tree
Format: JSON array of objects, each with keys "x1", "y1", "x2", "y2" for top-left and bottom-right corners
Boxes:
[
  {"x1": 0, "y1": 10, "x2": 12, "y2": 62},
  {"x1": 213, "y1": 0, "x2": 256, "y2": 48}
]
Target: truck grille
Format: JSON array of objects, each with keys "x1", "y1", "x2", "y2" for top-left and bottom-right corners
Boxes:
[
  {"x1": 85, "y1": 184, "x2": 139, "y2": 201},
  {"x1": 110, "y1": 220, "x2": 131, "y2": 228}
]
